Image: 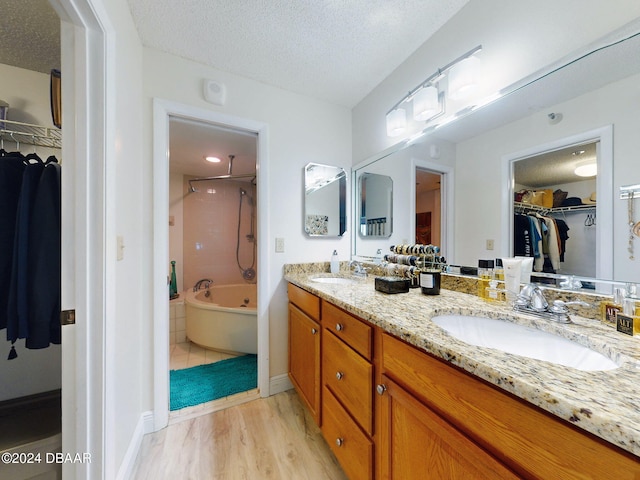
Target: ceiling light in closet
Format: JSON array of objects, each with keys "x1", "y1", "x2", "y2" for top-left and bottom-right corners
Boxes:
[{"x1": 574, "y1": 161, "x2": 597, "y2": 177}]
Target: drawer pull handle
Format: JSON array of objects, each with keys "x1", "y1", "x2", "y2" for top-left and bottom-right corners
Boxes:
[
  {"x1": 336, "y1": 438, "x2": 344, "y2": 447},
  {"x1": 335, "y1": 323, "x2": 343, "y2": 331},
  {"x1": 311, "y1": 328, "x2": 318, "y2": 335},
  {"x1": 376, "y1": 384, "x2": 387, "y2": 395},
  {"x1": 336, "y1": 371, "x2": 344, "y2": 380}
]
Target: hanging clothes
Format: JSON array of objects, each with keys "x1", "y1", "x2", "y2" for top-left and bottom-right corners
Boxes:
[
  {"x1": 7, "y1": 155, "x2": 58, "y2": 344},
  {"x1": 554, "y1": 219, "x2": 570, "y2": 262},
  {"x1": 1, "y1": 150, "x2": 61, "y2": 357},
  {"x1": 26, "y1": 161, "x2": 61, "y2": 349},
  {"x1": 0, "y1": 151, "x2": 26, "y2": 331}
]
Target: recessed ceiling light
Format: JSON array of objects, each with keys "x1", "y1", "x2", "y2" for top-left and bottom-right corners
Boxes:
[
  {"x1": 574, "y1": 161, "x2": 597, "y2": 177},
  {"x1": 205, "y1": 156, "x2": 221, "y2": 163}
]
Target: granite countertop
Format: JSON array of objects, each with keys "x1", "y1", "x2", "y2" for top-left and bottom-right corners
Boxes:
[{"x1": 284, "y1": 270, "x2": 640, "y2": 458}]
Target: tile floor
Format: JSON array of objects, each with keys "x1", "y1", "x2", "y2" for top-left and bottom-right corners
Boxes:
[
  {"x1": 169, "y1": 341, "x2": 240, "y2": 370},
  {"x1": 169, "y1": 341, "x2": 259, "y2": 422}
]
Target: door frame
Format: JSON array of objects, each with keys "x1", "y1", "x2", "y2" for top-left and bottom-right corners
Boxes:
[
  {"x1": 501, "y1": 125, "x2": 613, "y2": 281},
  {"x1": 51, "y1": 0, "x2": 111, "y2": 478},
  {"x1": 152, "y1": 99, "x2": 270, "y2": 431},
  {"x1": 411, "y1": 159, "x2": 454, "y2": 260}
]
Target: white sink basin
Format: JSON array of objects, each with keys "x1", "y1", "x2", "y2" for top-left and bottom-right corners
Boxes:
[
  {"x1": 310, "y1": 276, "x2": 360, "y2": 285},
  {"x1": 432, "y1": 314, "x2": 618, "y2": 372}
]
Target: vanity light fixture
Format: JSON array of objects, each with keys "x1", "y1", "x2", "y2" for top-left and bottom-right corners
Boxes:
[
  {"x1": 385, "y1": 45, "x2": 482, "y2": 137},
  {"x1": 448, "y1": 55, "x2": 481, "y2": 100},
  {"x1": 574, "y1": 160, "x2": 597, "y2": 177},
  {"x1": 386, "y1": 107, "x2": 407, "y2": 137},
  {"x1": 412, "y1": 85, "x2": 440, "y2": 121}
]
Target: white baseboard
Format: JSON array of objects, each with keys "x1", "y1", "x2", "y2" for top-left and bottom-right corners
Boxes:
[
  {"x1": 269, "y1": 373, "x2": 293, "y2": 396},
  {"x1": 117, "y1": 411, "x2": 153, "y2": 480}
]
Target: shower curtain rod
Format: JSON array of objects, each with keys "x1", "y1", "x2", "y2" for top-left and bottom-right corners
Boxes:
[{"x1": 188, "y1": 174, "x2": 256, "y2": 192}]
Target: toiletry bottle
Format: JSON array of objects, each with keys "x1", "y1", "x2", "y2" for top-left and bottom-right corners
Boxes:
[
  {"x1": 485, "y1": 279, "x2": 505, "y2": 303},
  {"x1": 616, "y1": 298, "x2": 640, "y2": 336},
  {"x1": 494, "y1": 259, "x2": 504, "y2": 281},
  {"x1": 477, "y1": 259, "x2": 495, "y2": 299},
  {"x1": 420, "y1": 269, "x2": 441, "y2": 295},
  {"x1": 330, "y1": 250, "x2": 339, "y2": 274},
  {"x1": 600, "y1": 288, "x2": 624, "y2": 328},
  {"x1": 169, "y1": 260, "x2": 178, "y2": 299}
]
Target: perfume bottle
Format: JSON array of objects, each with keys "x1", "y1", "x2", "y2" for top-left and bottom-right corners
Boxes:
[
  {"x1": 600, "y1": 288, "x2": 624, "y2": 328},
  {"x1": 477, "y1": 259, "x2": 495, "y2": 299}
]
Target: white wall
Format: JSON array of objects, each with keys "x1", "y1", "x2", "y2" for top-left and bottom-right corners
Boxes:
[
  {"x1": 141, "y1": 48, "x2": 352, "y2": 381},
  {"x1": 455, "y1": 73, "x2": 640, "y2": 283},
  {"x1": 352, "y1": 0, "x2": 640, "y2": 164},
  {"x1": 97, "y1": 0, "x2": 146, "y2": 476},
  {"x1": 0, "y1": 63, "x2": 61, "y2": 402}
]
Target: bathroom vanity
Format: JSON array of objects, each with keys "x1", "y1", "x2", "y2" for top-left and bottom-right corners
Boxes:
[{"x1": 286, "y1": 271, "x2": 640, "y2": 479}]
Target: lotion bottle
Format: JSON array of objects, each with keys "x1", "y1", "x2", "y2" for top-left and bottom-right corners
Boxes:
[{"x1": 330, "y1": 250, "x2": 339, "y2": 274}]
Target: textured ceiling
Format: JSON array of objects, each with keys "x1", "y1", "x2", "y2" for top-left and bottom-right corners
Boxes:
[
  {"x1": 127, "y1": 0, "x2": 469, "y2": 107},
  {"x1": 0, "y1": 0, "x2": 60, "y2": 73}
]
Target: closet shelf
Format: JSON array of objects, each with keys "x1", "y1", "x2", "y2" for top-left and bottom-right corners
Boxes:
[
  {"x1": 0, "y1": 119, "x2": 61, "y2": 150},
  {"x1": 514, "y1": 201, "x2": 596, "y2": 215}
]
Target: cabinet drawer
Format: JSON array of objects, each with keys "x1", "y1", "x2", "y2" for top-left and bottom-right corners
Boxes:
[
  {"x1": 381, "y1": 333, "x2": 640, "y2": 479},
  {"x1": 288, "y1": 283, "x2": 320, "y2": 320},
  {"x1": 322, "y1": 300, "x2": 372, "y2": 360},
  {"x1": 322, "y1": 387, "x2": 373, "y2": 480},
  {"x1": 323, "y1": 329, "x2": 373, "y2": 434}
]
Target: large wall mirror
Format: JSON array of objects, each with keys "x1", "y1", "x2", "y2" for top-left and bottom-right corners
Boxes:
[
  {"x1": 352, "y1": 21, "x2": 640, "y2": 287},
  {"x1": 304, "y1": 163, "x2": 347, "y2": 237},
  {"x1": 358, "y1": 173, "x2": 393, "y2": 238}
]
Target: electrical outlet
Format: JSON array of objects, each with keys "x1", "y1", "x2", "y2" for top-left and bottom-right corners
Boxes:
[
  {"x1": 486, "y1": 239, "x2": 494, "y2": 250},
  {"x1": 275, "y1": 237, "x2": 285, "y2": 253}
]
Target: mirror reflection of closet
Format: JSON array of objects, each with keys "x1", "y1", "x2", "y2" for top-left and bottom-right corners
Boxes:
[{"x1": 513, "y1": 141, "x2": 598, "y2": 278}]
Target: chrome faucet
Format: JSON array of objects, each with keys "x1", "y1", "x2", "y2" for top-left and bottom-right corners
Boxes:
[
  {"x1": 348, "y1": 260, "x2": 368, "y2": 278},
  {"x1": 513, "y1": 284, "x2": 590, "y2": 324},
  {"x1": 193, "y1": 278, "x2": 213, "y2": 292}
]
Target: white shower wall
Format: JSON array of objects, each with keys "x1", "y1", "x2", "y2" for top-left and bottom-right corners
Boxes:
[{"x1": 169, "y1": 172, "x2": 257, "y2": 293}]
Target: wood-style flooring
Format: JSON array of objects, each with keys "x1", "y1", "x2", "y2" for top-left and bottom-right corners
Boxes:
[{"x1": 131, "y1": 390, "x2": 348, "y2": 479}]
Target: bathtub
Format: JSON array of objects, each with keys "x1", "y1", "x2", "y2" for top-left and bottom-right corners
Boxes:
[{"x1": 184, "y1": 284, "x2": 257, "y2": 355}]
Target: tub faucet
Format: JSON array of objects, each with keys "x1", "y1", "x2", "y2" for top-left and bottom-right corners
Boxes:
[{"x1": 193, "y1": 278, "x2": 214, "y2": 292}]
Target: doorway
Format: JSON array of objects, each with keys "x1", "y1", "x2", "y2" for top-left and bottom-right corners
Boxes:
[
  {"x1": 167, "y1": 117, "x2": 260, "y2": 417},
  {"x1": 153, "y1": 100, "x2": 270, "y2": 430},
  {"x1": 503, "y1": 126, "x2": 613, "y2": 282},
  {"x1": 412, "y1": 159, "x2": 454, "y2": 262}
]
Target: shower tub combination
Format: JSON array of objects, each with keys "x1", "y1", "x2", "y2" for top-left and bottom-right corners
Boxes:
[{"x1": 184, "y1": 284, "x2": 257, "y2": 355}]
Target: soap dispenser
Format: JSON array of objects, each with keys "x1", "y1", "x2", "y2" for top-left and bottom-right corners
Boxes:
[{"x1": 330, "y1": 250, "x2": 339, "y2": 274}]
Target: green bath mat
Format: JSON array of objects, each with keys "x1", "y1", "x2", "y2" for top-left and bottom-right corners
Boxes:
[{"x1": 170, "y1": 354, "x2": 257, "y2": 411}]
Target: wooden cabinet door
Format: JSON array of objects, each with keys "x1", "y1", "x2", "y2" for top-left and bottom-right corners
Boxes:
[
  {"x1": 378, "y1": 375, "x2": 519, "y2": 480},
  {"x1": 288, "y1": 303, "x2": 321, "y2": 424}
]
